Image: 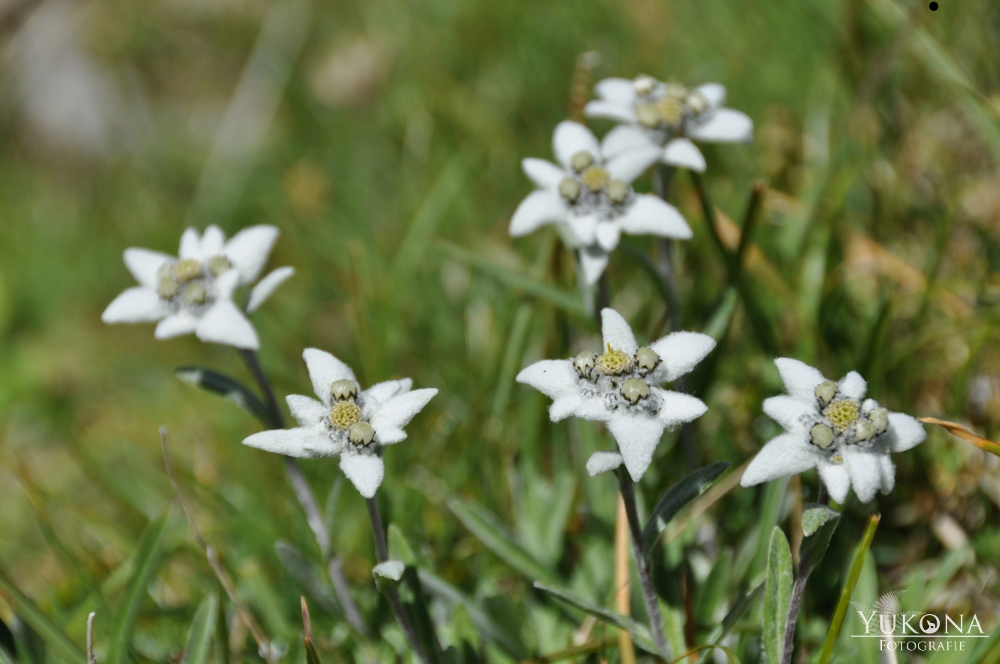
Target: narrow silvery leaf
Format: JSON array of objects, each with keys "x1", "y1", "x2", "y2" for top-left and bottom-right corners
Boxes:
[
  {"x1": 175, "y1": 366, "x2": 272, "y2": 427},
  {"x1": 798, "y1": 504, "x2": 841, "y2": 577},
  {"x1": 642, "y1": 462, "x2": 731, "y2": 556},
  {"x1": 180, "y1": 594, "x2": 218, "y2": 664},
  {"x1": 275, "y1": 542, "x2": 341, "y2": 616},
  {"x1": 763, "y1": 527, "x2": 793, "y2": 664}
]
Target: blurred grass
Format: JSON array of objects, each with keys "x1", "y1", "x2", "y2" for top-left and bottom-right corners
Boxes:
[{"x1": 1, "y1": 0, "x2": 1000, "y2": 661}]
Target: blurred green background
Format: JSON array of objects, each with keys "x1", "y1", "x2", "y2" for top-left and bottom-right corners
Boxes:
[{"x1": 2, "y1": 0, "x2": 1000, "y2": 661}]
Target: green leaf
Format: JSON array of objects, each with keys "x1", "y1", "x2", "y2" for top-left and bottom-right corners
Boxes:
[
  {"x1": 448, "y1": 498, "x2": 559, "y2": 585},
  {"x1": 0, "y1": 571, "x2": 86, "y2": 664},
  {"x1": 418, "y1": 570, "x2": 529, "y2": 659},
  {"x1": 388, "y1": 525, "x2": 416, "y2": 566},
  {"x1": 107, "y1": 514, "x2": 169, "y2": 664},
  {"x1": 642, "y1": 462, "x2": 731, "y2": 556},
  {"x1": 0, "y1": 617, "x2": 14, "y2": 663},
  {"x1": 399, "y1": 567, "x2": 442, "y2": 664},
  {"x1": 694, "y1": 550, "x2": 731, "y2": 629},
  {"x1": 181, "y1": 594, "x2": 219, "y2": 664},
  {"x1": 275, "y1": 541, "x2": 341, "y2": 616},
  {"x1": 304, "y1": 639, "x2": 322, "y2": 664},
  {"x1": 532, "y1": 583, "x2": 660, "y2": 656},
  {"x1": 174, "y1": 367, "x2": 272, "y2": 427},
  {"x1": 798, "y1": 504, "x2": 840, "y2": 576},
  {"x1": 763, "y1": 527, "x2": 793, "y2": 664}
]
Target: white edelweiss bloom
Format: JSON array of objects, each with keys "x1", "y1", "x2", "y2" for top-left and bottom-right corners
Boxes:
[
  {"x1": 741, "y1": 358, "x2": 927, "y2": 504},
  {"x1": 102, "y1": 224, "x2": 293, "y2": 349},
  {"x1": 242, "y1": 348, "x2": 438, "y2": 499},
  {"x1": 516, "y1": 308, "x2": 714, "y2": 482},
  {"x1": 586, "y1": 75, "x2": 753, "y2": 173},
  {"x1": 510, "y1": 120, "x2": 692, "y2": 285}
]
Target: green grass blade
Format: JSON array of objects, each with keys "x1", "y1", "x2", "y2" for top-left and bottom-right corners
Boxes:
[
  {"x1": 274, "y1": 541, "x2": 341, "y2": 616},
  {"x1": 763, "y1": 527, "x2": 792, "y2": 664},
  {"x1": 0, "y1": 570, "x2": 86, "y2": 664},
  {"x1": 447, "y1": 498, "x2": 559, "y2": 585},
  {"x1": 181, "y1": 594, "x2": 219, "y2": 664},
  {"x1": 106, "y1": 514, "x2": 169, "y2": 664},
  {"x1": 642, "y1": 462, "x2": 731, "y2": 557}
]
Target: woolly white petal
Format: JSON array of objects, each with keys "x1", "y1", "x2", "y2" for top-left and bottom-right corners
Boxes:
[
  {"x1": 287, "y1": 394, "x2": 327, "y2": 428},
  {"x1": 583, "y1": 100, "x2": 637, "y2": 124},
  {"x1": 550, "y1": 394, "x2": 608, "y2": 423},
  {"x1": 363, "y1": 379, "x2": 412, "y2": 415},
  {"x1": 605, "y1": 146, "x2": 661, "y2": 182},
  {"x1": 522, "y1": 158, "x2": 566, "y2": 189},
  {"x1": 579, "y1": 247, "x2": 609, "y2": 285},
  {"x1": 179, "y1": 228, "x2": 201, "y2": 259},
  {"x1": 102, "y1": 287, "x2": 169, "y2": 323},
  {"x1": 553, "y1": 121, "x2": 600, "y2": 171},
  {"x1": 654, "y1": 388, "x2": 708, "y2": 428},
  {"x1": 877, "y1": 454, "x2": 895, "y2": 495},
  {"x1": 301, "y1": 436, "x2": 342, "y2": 457},
  {"x1": 688, "y1": 109, "x2": 753, "y2": 143},
  {"x1": 369, "y1": 388, "x2": 437, "y2": 435},
  {"x1": 374, "y1": 427, "x2": 407, "y2": 445},
  {"x1": 214, "y1": 268, "x2": 241, "y2": 300},
  {"x1": 247, "y1": 267, "x2": 294, "y2": 313},
  {"x1": 201, "y1": 225, "x2": 226, "y2": 256},
  {"x1": 762, "y1": 395, "x2": 815, "y2": 432},
  {"x1": 516, "y1": 360, "x2": 578, "y2": 399},
  {"x1": 595, "y1": 222, "x2": 621, "y2": 252},
  {"x1": 817, "y1": 462, "x2": 850, "y2": 503},
  {"x1": 887, "y1": 412, "x2": 926, "y2": 452},
  {"x1": 243, "y1": 428, "x2": 320, "y2": 458},
  {"x1": 567, "y1": 214, "x2": 598, "y2": 245},
  {"x1": 843, "y1": 448, "x2": 883, "y2": 503},
  {"x1": 838, "y1": 371, "x2": 867, "y2": 401},
  {"x1": 741, "y1": 432, "x2": 815, "y2": 487},
  {"x1": 340, "y1": 450, "x2": 384, "y2": 498},
  {"x1": 648, "y1": 331, "x2": 716, "y2": 383},
  {"x1": 694, "y1": 83, "x2": 726, "y2": 109},
  {"x1": 607, "y1": 414, "x2": 665, "y2": 482},
  {"x1": 155, "y1": 311, "x2": 199, "y2": 339},
  {"x1": 618, "y1": 195, "x2": 692, "y2": 239},
  {"x1": 123, "y1": 248, "x2": 172, "y2": 288},
  {"x1": 224, "y1": 225, "x2": 279, "y2": 284},
  {"x1": 586, "y1": 451, "x2": 624, "y2": 477},
  {"x1": 601, "y1": 308, "x2": 638, "y2": 354},
  {"x1": 662, "y1": 138, "x2": 706, "y2": 172},
  {"x1": 774, "y1": 358, "x2": 827, "y2": 401},
  {"x1": 595, "y1": 77, "x2": 637, "y2": 104},
  {"x1": 196, "y1": 301, "x2": 260, "y2": 349},
  {"x1": 373, "y1": 561, "x2": 405, "y2": 581},
  {"x1": 510, "y1": 190, "x2": 567, "y2": 237},
  {"x1": 303, "y1": 349, "x2": 356, "y2": 405},
  {"x1": 601, "y1": 125, "x2": 656, "y2": 159}
]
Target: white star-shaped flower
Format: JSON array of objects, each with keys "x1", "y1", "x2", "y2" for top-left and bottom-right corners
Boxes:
[
  {"x1": 585, "y1": 75, "x2": 753, "y2": 173},
  {"x1": 509, "y1": 120, "x2": 692, "y2": 284},
  {"x1": 102, "y1": 225, "x2": 293, "y2": 350},
  {"x1": 516, "y1": 308, "x2": 714, "y2": 482},
  {"x1": 242, "y1": 349, "x2": 438, "y2": 498},
  {"x1": 741, "y1": 358, "x2": 926, "y2": 503}
]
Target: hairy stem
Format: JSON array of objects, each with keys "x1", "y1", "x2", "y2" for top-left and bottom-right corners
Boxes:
[
  {"x1": 238, "y1": 349, "x2": 368, "y2": 636},
  {"x1": 780, "y1": 572, "x2": 809, "y2": 664},
  {"x1": 617, "y1": 472, "x2": 670, "y2": 659},
  {"x1": 366, "y1": 497, "x2": 432, "y2": 664}
]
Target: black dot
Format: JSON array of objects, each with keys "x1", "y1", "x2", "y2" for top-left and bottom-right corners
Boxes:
[{"x1": 929, "y1": 1, "x2": 938, "y2": 9}]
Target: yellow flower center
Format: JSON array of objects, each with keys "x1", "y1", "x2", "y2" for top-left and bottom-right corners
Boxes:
[
  {"x1": 208, "y1": 255, "x2": 232, "y2": 276},
  {"x1": 580, "y1": 166, "x2": 610, "y2": 192},
  {"x1": 329, "y1": 401, "x2": 362, "y2": 430},
  {"x1": 597, "y1": 344, "x2": 633, "y2": 375},
  {"x1": 174, "y1": 259, "x2": 203, "y2": 282},
  {"x1": 656, "y1": 97, "x2": 684, "y2": 126},
  {"x1": 823, "y1": 399, "x2": 860, "y2": 432}
]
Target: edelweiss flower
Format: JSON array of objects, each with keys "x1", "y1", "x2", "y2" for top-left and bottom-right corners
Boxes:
[
  {"x1": 102, "y1": 225, "x2": 293, "y2": 350},
  {"x1": 741, "y1": 359, "x2": 926, "y2": 503},
  {"x1": 509, "y1": 120, "x2": 692, "y2": 284},
  {"x1": 516, "y1": 309, "x2": 714, "y2": 481},
  {"x1": 585, "y1": 75, "x2": 753, "y2": 173},
  {"x1": 243, "y1": 349, "x2": 437, "y2": 498}
]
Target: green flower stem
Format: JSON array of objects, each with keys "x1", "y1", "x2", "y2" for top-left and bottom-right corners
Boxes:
[
  {"x1": 781, "y1": 490, "x2": 831, "y2": 663},
  {"x1": 366, "y1": 497, "x2": 432, "y2": 664},
  {"x1": 239, "y1": 349, "x2": 368, "y2": 636},
  {"x1": 617, "y1": 471, "x2": 670, "y2": 659}
]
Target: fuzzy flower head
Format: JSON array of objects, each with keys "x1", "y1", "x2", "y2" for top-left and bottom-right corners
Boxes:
[
  {"x1": 741, "y1": 359, "x2": 926, "y2": 503},
  {"x1": 516, "y1": 309, "x2": 714, "y2": 482},
  {"x1": 510, "y1": 121, "x2": 692, "y2": 284},
  {"x1": 586, "y1": 76, "x2": 753, "y2": 173},
  {"x1": 102, "y1": 225, "x2": 294, "y2": 350},
  {"x1": 243, "y1": 349, "x2": 437, "y2": 498}
]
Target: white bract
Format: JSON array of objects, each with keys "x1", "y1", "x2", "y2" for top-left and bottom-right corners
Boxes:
[
  {"x1": 102, "y1": 225, "x2": 293, "y2": 350},
  {"x1": 586, "y1": 75, "x2": 753, "y2": 173},
  {"x1": 509, "y1": 120, "x2": 692, "y2": 284},
  {"x1": 517, "y1": 308, "x2": 714, "y2": 482},
  {"x1": 243, "y1": 349, "x2": 437, "y2": 499},
  {"x1": 741, "y1": 358, "x2": 926, "y2": 503}
]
